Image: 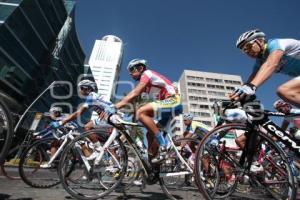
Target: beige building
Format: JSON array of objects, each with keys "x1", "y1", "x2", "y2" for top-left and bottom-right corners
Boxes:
[{"x1": 170, "y1": 70, "x2": 242, "y2": 135}]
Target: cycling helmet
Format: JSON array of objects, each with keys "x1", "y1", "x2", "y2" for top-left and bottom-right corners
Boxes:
[
  {"x1": 294, "y1": 129, "x2": 300, "y2": 140},
  {"x1": 78, "y1": 79, "x2": 97, "y2": 91},
  {"x1": 273, "y1": 99, "x2": 291, "y2": 109},
  {"x1": 236, "y1": 29, "x2": 265, "y2": 49},
  {"x1": 49, "y1": 106, "x2": 62, "y2": 114},
  {"x1": 127, "y1": 59, "x2": 147, "y2": 71},
  {"x1": 183, "y1": 113, "x2": 194, "y2": 121}
]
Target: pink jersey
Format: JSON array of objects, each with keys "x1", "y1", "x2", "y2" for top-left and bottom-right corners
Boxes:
[{"x1": 140, "y1": 70, "x2": 176, "y2": 100}]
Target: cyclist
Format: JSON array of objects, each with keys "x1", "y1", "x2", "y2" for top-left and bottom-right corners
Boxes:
[
  {"x1": 230, "y1": 29, "x2": 300, "y2": 105},
  {"x1": 50, "y1": 79, "x2": 116, "y2": 160},
  {"x1": 34, "y1": 106, "x2": 76, "y2": 168},
  {"x1": 115, "y1": 59, "x2": 182, "y2": 163},
  {"x1": 273, "y1": 99, "x2": 300, "y2": 134},
  {"x1": 273, "y1": 99, "x2": 300, "y2": 179},
  {"x1": 178, "y1": 113, "x2": 210, "y2": 153}
]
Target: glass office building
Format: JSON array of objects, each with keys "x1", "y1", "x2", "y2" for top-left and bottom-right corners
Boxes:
[{"x1": 0, "y1": 0, "x2": 90, "y2": 132}]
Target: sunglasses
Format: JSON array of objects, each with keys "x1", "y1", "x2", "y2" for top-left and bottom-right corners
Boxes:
[
  {"x1": 242, "y1": 40, "x2": 255, "y2": 53},
  {"x1": 80, "y1": 86, "x2": 89, "y2": 90},
  {"x1": 129, "y1": 66, "x2": 138, "y2": 73}
]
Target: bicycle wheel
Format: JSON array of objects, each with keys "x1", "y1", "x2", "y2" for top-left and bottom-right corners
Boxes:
[
  {"x1": 194, "y1": 123, "x2": 296, "y2": 200},
  {"x1": 58, "y1": 130, "x2": 128, "y2": 200},
  {"x1": 159, "y1": 137, "x2": 203, "y2": 200},
  {"x1": 0, "y1": 145, "x2": 28, "y2": 179},
  {"x1": 120, "y1": 144, "x2": 143, "y2": 190},
  {"x1": 0, "y1": 99, "x2": 13, "y2": 164},
  {"x1": 19, "y1": 138, "x2": 61, "y2": 188}
]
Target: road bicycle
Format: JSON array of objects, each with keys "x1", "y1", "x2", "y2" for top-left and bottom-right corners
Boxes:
[
  {"x1": 18, "y1": 122, "x2": 82, "y2": 188},
  {"x1": 0, "y1": 128, "x2": 36, "y2": 179},
  {"x1": 0, "y1": 98, "x2": 14, "y2": 164},
  {"x1": 0, "y1": 81, "x2": 67, "y2": 174},
  {"x1": 58, "y1": 113, "x2": 202, "y2": 200},
  {"x1": 195, "y1": 97, "x2": 298, "y2": 200}
]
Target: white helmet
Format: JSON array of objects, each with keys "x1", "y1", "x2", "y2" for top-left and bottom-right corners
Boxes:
[
  {"x1": 127, "y1": 59, "x2": 147, "y2": 71},
  {"x1": 273, "y1": 99, "x2": 291, "y2": 110},
  {"x1": 78, "y1": 79, "x2": 97, "y2": 91},
  {"x1": 49, "y1": 106, "x2": 62, "y2": 114},
  {"x1": 294, "y1": 129, "x2": 300, "y2": 140},
  {"x1": 236, "y1": 29, "x2": 265, "y2": 49},
  {"x1": 183, "y1": 113, "x2": 194, "y2": 121}
]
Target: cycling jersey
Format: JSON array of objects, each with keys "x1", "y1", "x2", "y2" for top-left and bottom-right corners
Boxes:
[
  {"x1": 185, "y1": 121, "x2": 211, "y2": 136},
  {"x1": 140, "y1": 70, "x2": 177, "y2": 100},
  {"x1": 82, "y1": 92, "x2": 114, "y2": 115},
  {"x1": 253, "y1": 38, "x2": 300, "y2": 77}
]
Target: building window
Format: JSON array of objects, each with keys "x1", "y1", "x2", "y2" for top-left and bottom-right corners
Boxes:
[
  {"x1": 209, "y1": 98, "x2": 225, "y2": 102},
  {"x1": 189, "y1": 96, "x2": 208, "y2": 102},
  {"x1": 224, "y1": 80, "x2": 241, "y2": 85},
  {"x1": 207, "y1": 84, "x2": 225, "y2": 90},
  {"x1": 207, "y1": 91, "x2": 226, "y2": 96},
  {"x1": 191, "y1": 111, "x2": 210, "y2": 117},
  {"x1": 187, "y1": 82, "x2": 205, "y2": 87},
  {"x1": 188, "y1": 89, "x2": 206, "y2": 95},
  {"x1": 206, "y1": 78, "x2": 223, "y2": 83},
  {"x1": 186, "y1": 75, "x2": 204, "y2": 81},
  {"x1": 226, "y1": 86, "x2": 235, "y2": 90},
  {"x1": 190, "y1": 104, "x2": 209, "y2": 109},
  {"x1": 200, "y1": 121, "x2": 211, "y2": 126}
]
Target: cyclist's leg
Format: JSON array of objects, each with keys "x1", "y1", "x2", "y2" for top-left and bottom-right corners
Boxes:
[
  {"x1": 235, "y1": 133, "x2": 246, "y2": 149},
  {"x1": 277, "y1": 78, "x2": 300, "y2": 107},
  {"x1": 81, "y1": 120, "x2": 106, "y2": 159},
  {"x1": 50, "y1": 140, "x2": 60, "y2": 157},
  {"x1": 137, "y1": 103, "x2": 170, "y2": 150}
]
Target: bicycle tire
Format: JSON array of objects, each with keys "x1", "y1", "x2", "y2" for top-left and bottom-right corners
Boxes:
[
  {"x1": 58, "y1": 129, "x2": 128, "y2": 200},
  {"x1": 159, "y1": 137, "x2": 203, "y2": 200},
  {"x1": 0, "y1": 99, "x2": 14, "y2": 164},
  {"x1": 194, "y1": 123, "x2": 296, "y2": 200},
  {"x1": 0, "y1": 144, "x2": 29, "y2": 180},
  {"x1": 121, "y1": 144, "x2": 143, "y2": 190},
  {"x1": 18, "y1": 137, "x2": 61, "y2": 188}
]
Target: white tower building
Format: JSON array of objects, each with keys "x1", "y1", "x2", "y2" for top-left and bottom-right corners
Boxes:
[{"x1": 89, "y1": 35, "x2": 123, "y2": 100}]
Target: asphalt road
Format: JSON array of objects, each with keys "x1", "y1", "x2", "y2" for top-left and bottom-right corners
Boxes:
[
  {"x1": 1, "y1": 167, "x2": 300, "y2": 200},
  {"x1": 0, "y1": 167, "x2": 203, "y2": 200}
]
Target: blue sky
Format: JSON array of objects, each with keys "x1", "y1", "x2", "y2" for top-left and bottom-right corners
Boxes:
[{"x1": 74, "y1": 0, "x2": 300, "y2": 111}]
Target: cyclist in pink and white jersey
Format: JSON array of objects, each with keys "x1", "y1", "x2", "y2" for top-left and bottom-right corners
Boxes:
[{"x1": 115, "y1": 59, "x2": 182, "y2": 163}]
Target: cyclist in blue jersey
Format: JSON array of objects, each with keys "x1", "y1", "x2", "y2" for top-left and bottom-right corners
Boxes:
[
  {"x1": 49, "y1": 80, "x2": 116, "y2": 160},
  {"x1": 34, "y1": 106, "x2": 77, "y2": 168},
  {"x1": 230, "y1": 29, "x2": 300, "y2": 107}
]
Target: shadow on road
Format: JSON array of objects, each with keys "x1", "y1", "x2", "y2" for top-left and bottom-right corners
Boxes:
[{"x1": 0, "y1": 193, "x2": 33, "y2": 200}]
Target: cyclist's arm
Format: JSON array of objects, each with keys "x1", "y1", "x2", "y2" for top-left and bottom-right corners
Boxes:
[
  {"x1": 61, "y1": 106, "x2": 87, "y2": 126},
  {"x1": 250, "y1": 50, "x2": 284, "y2": 87},
  {"x1": 115, "y1": 82, "x2": 147, "y2": 109},
  {"x1": 246, "y1": 67, "x2": 259, "y2": 83}
]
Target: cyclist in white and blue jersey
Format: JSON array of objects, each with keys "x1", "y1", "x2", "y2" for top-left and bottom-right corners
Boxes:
[
  {"x1": 50, "y1": 79, "x2": 116, "y2": 160},
  {"x1": 230, "y1": 29, "x2": 300, "y2": 108}
]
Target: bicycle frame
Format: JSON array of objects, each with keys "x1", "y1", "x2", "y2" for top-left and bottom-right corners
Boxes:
[
  {"x1": 255, "y1": 111, "x2": 300, "y2": 157},
  {"x1": 92, "y1": 118, "x2": 193, "y2": 180},
  {"x1": 42, "y1": 129, "x2": 79, "y2": 167}
]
